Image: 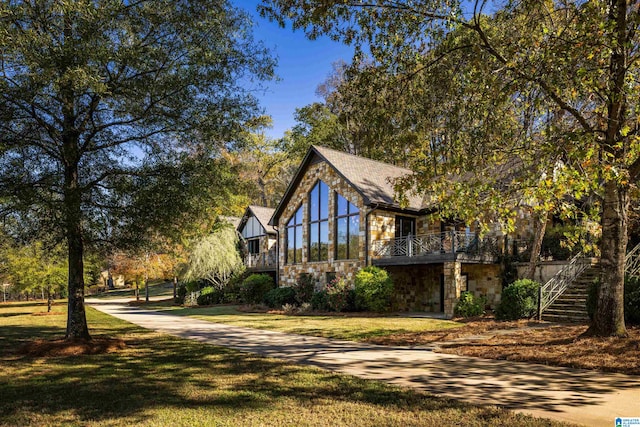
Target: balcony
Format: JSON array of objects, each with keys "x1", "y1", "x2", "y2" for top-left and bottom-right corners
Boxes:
[
  {"x1": 371, "y1": 231, "x2": 502, "y2": 266},
  {"x1": 245, "y1": 252, "x2": 277, "y2": 271}
]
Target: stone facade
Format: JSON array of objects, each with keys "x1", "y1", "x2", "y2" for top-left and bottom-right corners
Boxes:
[
  {"x1": 385, "y1": 265, "x2": 444, "y2": 312},
  {"x1": 274, "y1": 157, "x2": 506, "y2": 318},
  {"x1": 277, "y1": 160, "x2": 365, "y2": 288}
]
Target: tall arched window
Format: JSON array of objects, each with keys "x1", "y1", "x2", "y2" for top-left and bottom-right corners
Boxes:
[
  {"x1": 335, "y1": 193, "x2": 360, "y2": 259},
  {"x1": 286, "y1": 206, "x2": 303, "y2": 264},
  {"x1": 308, "y1": 181, "x2": 329, "y2": 261}
]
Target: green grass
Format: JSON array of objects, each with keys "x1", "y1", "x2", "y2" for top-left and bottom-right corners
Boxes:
[
  {"x1": 0, "y1": 301, "x2": 569, "y2": 427},
  {"x1": 134, "y1": 303, "x2": 464, "y2": 341}
]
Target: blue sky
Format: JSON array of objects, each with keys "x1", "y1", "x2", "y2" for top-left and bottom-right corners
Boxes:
[{"x1": 240, "y1": 1, "x2": 354, "y2": 140}]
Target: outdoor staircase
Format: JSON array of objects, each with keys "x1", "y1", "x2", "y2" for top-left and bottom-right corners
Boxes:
[
  {"x1": 538, "y1": 241, "x2": 640, "y2": 323},
  {"x1": 540, "y1": 265, "x2": 599, "y2": 322}
]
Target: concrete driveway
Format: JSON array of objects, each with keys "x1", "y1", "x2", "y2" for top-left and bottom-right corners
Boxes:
[{"x1": 87, "y1": 300, "x2": 640, "y2": 427}]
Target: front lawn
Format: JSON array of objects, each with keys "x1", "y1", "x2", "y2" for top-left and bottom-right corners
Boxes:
[{"x1": 0, "y1": 301, "x2": 568, "y2": 427}]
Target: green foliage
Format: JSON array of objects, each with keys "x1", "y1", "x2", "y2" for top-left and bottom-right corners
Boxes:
[
  {"x1": 454, "y1": 292, "x2": 486, "y2": 318},
  {"x1": 264, "y1": 287, "x2": 297, "y2": 309},
  {"x1": 325, "y1": 277, "x2": 351, "y2": 312},
  {"x1": 0, "y1": 0, "x2": 275, "y2": 337},
  {"x1": 240, "y1": 274, "x2": 275, "y2": 305},
  {"x1": 197, "y1": 286, "x2": 224, "y2": 306},
  {"x1": 294, "y1": 273, "x2": 316, "y2": 305},
  {"x1": 175, "y1": 283, "x2": 187, "y2": 305},
  {"x1": 354, "y1": 266, "x2": 394, "y2": 312},
  {"x1": 588, "y1": 277, "x2": 640, "y2": 325},
  {"x1": 311, "y1": 290, "x2": 331, "y2": 311},
  {"x1": 496, "y1": 279, "x2": 541, "y2": 320},
  {"x1": 185, "y1": 225, "x2": 245, "y2": 289}
]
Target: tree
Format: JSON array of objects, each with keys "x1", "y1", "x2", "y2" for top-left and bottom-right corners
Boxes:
[
  {"x1": 184, "y1": 222, "x2": 245, "y2": 289},
  {"x1": 0, "y1": 1, "x2": 275, "y2": 339},
  {"x1": 261, "y1": 0, "x2": 640, "y2": 337}
]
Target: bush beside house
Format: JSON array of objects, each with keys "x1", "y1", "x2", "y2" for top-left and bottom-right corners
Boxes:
[
  {"x1": 354, "y1": 266, "x2": 394, "y2": 312},
  {"x1": 495, "y1": 279, "x2": 540, "y2": 320},
  {"x1": 240, "y1": 274, "x2": 275, "y2": 304},
  {"x1": 454, "y1": 291, "x2": 486, "y2": 317}
]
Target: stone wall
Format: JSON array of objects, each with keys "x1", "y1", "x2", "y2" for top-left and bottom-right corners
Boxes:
[
  {"x1": 277, "y1": 160, "x2": 365, "y2": 288},
  {"x1": 461, "y1": 263, "x2": 503, "y2": 307},
  {"x1": 385, "y1": 265, "x2": 444, "y2": 312}
]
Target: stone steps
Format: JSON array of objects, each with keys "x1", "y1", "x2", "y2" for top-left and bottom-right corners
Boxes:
[{"x1": 540, "y1": 265, "x2": 599, "y2": 323}]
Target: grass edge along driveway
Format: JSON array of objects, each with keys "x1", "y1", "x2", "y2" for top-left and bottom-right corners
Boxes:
[{"x1": 0, "y1": 301, "x2": 572, "y2": 427}]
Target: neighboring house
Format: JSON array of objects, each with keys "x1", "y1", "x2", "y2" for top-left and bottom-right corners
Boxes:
[
  {"x1": 268, "y1": 145, "x2": 512, "y2": 318},
  {"x1": 237, "y1": 205, "x2": 277, "y2": 278}
]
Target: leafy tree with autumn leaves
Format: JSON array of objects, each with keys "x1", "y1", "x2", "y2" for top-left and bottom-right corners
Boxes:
[{"x1": 261, "y1": 0, "x2": 640, "y2": 336}]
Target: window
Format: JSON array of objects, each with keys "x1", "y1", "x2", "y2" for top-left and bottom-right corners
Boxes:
[
  {"x1": 308, "y1": 181, "x2": 329, "y2": 261},
  {"x1": 247, "y1": 239, "x2": 260, "y2": 255},
  {"x1": 286, "y1": 206, "x2": 303, "y2": 264},
  {"x1": 335, "y1": 193, "x2": 360, "y2": 259}
]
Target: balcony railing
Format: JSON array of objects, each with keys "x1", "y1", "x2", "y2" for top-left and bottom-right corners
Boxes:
[
  {"x1": 372, "y1": 231, "x2": 502, "y2": 260},
  {"x1": 245, "y1": 252, "x2": 277, "y2": 269}
]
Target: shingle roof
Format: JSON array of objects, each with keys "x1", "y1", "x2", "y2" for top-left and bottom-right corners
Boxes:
[
  {"x1": 313, "y1": 146, "x2": 423, "y2": 210},
  {"x1": 244, "y1": 205, "x2": 276, "y2": 235},
  {"x1": 269, "y1": 145, "x2": 426, "y2": 226}
]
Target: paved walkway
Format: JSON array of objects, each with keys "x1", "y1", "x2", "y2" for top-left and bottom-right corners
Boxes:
[{"x1": 87, "y1": 300, "x2": 640, "y2": 427}]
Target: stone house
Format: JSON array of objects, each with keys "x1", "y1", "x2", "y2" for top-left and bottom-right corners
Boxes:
[
  {"x1": 237, "y1": 205, "x2": 277, "y2": 280},
  {"x1": 268, "y1": 145, "x2": 507, "y2": 318}
]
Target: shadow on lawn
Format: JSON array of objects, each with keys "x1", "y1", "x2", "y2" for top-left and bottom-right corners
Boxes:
[{"x1": 0, "y1": 331, "x2": 509, "y2": 426}]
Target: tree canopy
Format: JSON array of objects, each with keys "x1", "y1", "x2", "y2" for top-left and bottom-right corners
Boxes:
[
  {"x1": 261, "y1": 0, "x2": 640, "y2": 336},
  {"x1": 0, "y1": 0, "x2": 275, "y2": 339}
]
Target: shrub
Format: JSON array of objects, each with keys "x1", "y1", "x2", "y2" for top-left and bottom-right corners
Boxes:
[
  {"x1": 197, "y1": 286, "x2": 224, "y2": 306},
  {"x1": 354, "y1": 266, "x2": 394, "y2": 312},
  {"x1": 240, "y1": 274, "x2": 275, "y2": 304},
  {"x1": 588, "y1": 276, "x2": 640, "y2": 325},
  {"x1": 311, "y1": 290, "x2": 330, "y2": 311},
  {"x1": 264, "y1": 287, "x2": 297, "y2": 308},
  {"x1": 325, "y1": 277, "x2": 351, "y2": 312},
  {"x1": 454, "y1": 291, "x2": 486, "y2": 318},
  {"x1": 294, "y1": 273, "x2": 315, "y2": 305},
  {"x1": 495, "y1": 279, "x2": 540, "y2": 320},
  {"x1": 175, "y1": 283, "x2": 187, "y2": 305}
]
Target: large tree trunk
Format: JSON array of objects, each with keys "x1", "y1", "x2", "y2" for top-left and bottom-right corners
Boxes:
[
  {"x1": 64, "y1": 156, "x2": 90, "y2": 340},
  {"x1": 589, "y1": 180, "x2": 628, "y2": 337}
]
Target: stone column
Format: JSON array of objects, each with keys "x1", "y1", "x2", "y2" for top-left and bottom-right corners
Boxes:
[{"x1": 443, "y1": 261, "x2": 463, "y2": 318}]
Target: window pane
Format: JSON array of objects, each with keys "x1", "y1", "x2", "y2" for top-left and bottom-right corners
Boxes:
[
  {"x1": 349, "y1": 201, "x2": 359, "y2": 214},
  {"x1": 295, "y1": 225, "x2": 303, "y2": 263},
  {"x1": 295, "y1": 206, "x2": 303, "y2": 224},
  {"x1": 337, "y1": 194, "x2": 348, "y2": 216},
  {"x1": 319, "y1": 182, "x2": 328, "y2": 219},
  {"x1": 310, "y1": 184, "x2": 319, "y2": 222},
  {"x1": 287, "y1": 227, "x2": 295, "y2": 263},
  {"x1": 320, "y1": 220, "x2": 329, "y2": 260},
  {"x1": 336, "y1": 217, "x2": 347, "y2": 259},
  {"x1": 309, "y1": 223, "x2": 318, "y2": 261},
  {"x1": 349, "y1": 214, "x2": 360, "y2": 259}
]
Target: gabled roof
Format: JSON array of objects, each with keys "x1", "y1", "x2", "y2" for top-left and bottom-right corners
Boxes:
[
  {"x1": 238, "y1": 205, "x2": 276, "y2": 235},
  {"x1": 269, "y1": 145, "x2": 425, "y2": 226}
]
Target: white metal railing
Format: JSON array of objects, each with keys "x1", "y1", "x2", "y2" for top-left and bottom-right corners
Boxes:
[
  {"x1": 538, "y1": 252, "x2": 590, "y2": 318},
  {"x1": 625, "y1": 242, "x2": 640, "y2": 278},
  {"x1": 245, "y1": 252, "x2": 277, "y2": 269},
  {"x1": 372, "y1": 231, "x2": 501, "y2": 259}
]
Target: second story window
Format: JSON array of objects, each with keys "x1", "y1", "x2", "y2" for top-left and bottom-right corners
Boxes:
[
  {"x1": 309, "y1": 181, "x2": 329, "y2": 261},
  {"x1": 335, "y1": 193, "x2": 360, "y2": 259},
  {"x1": 247, "y1": 239, "x2": 260, "y2": 255},
  {"x1": 286, "y1": 206, "x2": 303, "y2": 264}
]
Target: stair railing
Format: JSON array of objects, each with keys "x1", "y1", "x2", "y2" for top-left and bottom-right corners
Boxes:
[
  {"x1": 625, "y1": 242, "x2": 640, "y2": 278},
  {"x1": 538, "y1": 252, "x2": 590, "y2": 319}
]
